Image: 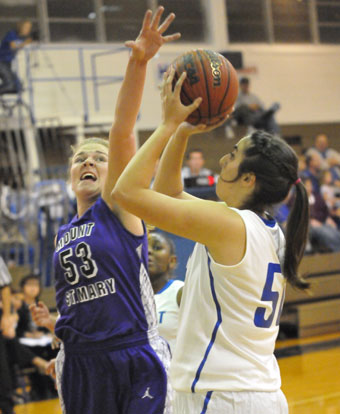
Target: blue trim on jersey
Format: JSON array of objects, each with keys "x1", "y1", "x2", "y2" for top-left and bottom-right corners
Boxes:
[
  {"x1": 201, "y1": 391, "x2": 213, "y2": 414},
  {"x1": 156, "y1": 279, "x2": 175, "y2": 295},
  {"x1": 191, "y1": 254, "x2": 222, "y2": 393},
  {"x1": 259, "y1": 216, "x2": 276, "y2": 228}
]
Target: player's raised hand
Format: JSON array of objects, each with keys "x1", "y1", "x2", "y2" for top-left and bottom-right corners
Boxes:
[
  {"x1": 161, "y1": 67, "x2": 202, "y2": 129},
  {"x1": 125, "y1": 7, "x2": 181, "y2": 63}
]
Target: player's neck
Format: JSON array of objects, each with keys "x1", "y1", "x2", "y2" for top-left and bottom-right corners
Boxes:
[
  {"x1": 76, "y1": 197, "x2": 97, "y2": 218},
  {"x1": 151, "y1": 274, "x2": 170, "y2": 294}
]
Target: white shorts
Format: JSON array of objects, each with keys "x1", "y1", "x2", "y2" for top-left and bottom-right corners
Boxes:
[{"x1": 173, "y1": 389, "x2": 288, "y2": 414}]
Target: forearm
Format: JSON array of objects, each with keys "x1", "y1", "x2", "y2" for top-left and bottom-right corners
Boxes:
[
  {"x1": 104, "y1": 56, "x2": 148, "y2": 198},
  {"x1": 10, "y1": 38, "x2": 32, "y2": 51},
  {"x1": 153, "y1": 127, "x2": 190, "y2": 196},
  {"x1": 110, "y1": 56, "x2": 147, "y2": 140},
  {"x1": 1, "y1": 286, "x2": 11, "y2": 316},
  {"x1": 113, "y1": 123, "x2": 177, "y2": 197},
  {"x1": 46, "y1": 315, "x2": 57, "y2": 333}
]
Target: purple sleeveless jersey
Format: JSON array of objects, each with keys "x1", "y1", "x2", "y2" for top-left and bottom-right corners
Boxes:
[{"x1": 53, "y1": 197, "x2": 157, "y2": 343}]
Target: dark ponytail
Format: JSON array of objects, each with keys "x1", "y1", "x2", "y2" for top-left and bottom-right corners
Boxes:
[
  {"x1": 234, "y1": 131, "x2": 310, "y2": 290},
  {"x1": 284, "y1": 181, "x2": 310, "y2": 290}
]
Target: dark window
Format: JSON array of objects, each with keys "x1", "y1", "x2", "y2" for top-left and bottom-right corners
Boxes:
[
  {"x1": 160, "y1": 0, "x2": 206, "y2": 42},
  {"x1": 317, "y1": 4, "x2": 340, "y2": 22},
  {"x1": 104, "y1": 0, "x2": 205, "y2": 42},
  {"x1": 47, "y1": 0, "x2": 94, "y2": 18},
  {"x1": 0, "y1": 2, "x2": 37, "y2": 19},
  {"x1": 226, "y1": 0, "x2": 268, "y2": 43},
  {"x1": 49, "y1": 22, "x2": 96, "y2": 42},
  {"x1": 271, "y1": 0, "x2": 311, "y2": 43},
  {"x1": 103, "y1": 0, "x2": 148, "y2": 42},
  {"x1": 317, "y1": 1, "x2": 340, "y2": 43},
  {"x1": 319, "y1": 25, "x2": 340, "y2": 42},
  {"x1": 47, "y1": 0, "x2": 96, "y2": 42}
]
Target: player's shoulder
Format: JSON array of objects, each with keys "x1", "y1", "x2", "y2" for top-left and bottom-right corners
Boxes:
[
  {"x1": 170, "y1": 279, "x2": 184, "y2": 290},
  {"x1": 157, "y1": 279, "x2": 184, "y2": 296}
]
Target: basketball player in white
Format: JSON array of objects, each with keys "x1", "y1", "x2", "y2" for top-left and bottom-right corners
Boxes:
[
  {"x1": 113, "y1": 69, "x2": 309, "y2": 413},
  {"x1": 149, "y1": 231, "x2": 184, "y2": 354}
]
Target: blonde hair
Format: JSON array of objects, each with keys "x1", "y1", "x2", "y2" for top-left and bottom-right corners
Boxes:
[
  {"x1": 69, "y1": 137, "x2": 109, "y2": 165},
  {"x1": 71, "y1": 137, "x2": 109, "y2": 155}
]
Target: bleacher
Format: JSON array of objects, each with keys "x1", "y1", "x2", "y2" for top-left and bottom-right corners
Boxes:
[{"x1": 282, "y1": 252, "x2": 340, "y2": 337}]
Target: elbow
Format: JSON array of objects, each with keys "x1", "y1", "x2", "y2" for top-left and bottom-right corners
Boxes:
[
  {"x1": 111, "y1": 185, "x2": 137, "y2": 212},
  {"x1": 111, "y1": 186, "x2": 127, "y2": 206}
]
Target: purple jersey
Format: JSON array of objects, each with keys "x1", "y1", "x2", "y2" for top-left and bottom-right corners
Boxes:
[{"x1": 53, "y1": 197, "x2": 157, "y2": 343}]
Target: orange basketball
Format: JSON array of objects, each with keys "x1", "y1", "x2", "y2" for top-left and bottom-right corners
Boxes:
[{"x1": 171, "y1": 49, "x2": 239, "y2": 126}]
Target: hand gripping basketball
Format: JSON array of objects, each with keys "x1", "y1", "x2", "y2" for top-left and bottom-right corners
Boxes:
[{"x1": 161, "y1": 67, "x2": 203, "y2": 129}]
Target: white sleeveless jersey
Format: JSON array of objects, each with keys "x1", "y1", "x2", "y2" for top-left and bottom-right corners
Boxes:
[
  {"x1": 155, "y1": 279, "x2": 184, "y2": 353},
  {"x1": 170, "y1": 209, "x2": 286, "y2": 393}
]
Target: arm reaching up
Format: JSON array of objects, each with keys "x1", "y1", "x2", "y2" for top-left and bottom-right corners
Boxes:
[{"x1": 102, "y1": 7, "x2": 180, "y2": 235}]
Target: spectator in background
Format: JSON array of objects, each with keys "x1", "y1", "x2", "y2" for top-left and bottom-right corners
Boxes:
[
  {"x1": 320, "y1": 170, "x2": 340, "y2": 227},
  {"x1": 0, "y1": 20, "x2": 33, "y2": 95},
  {"x1": 298, "y1": 154, "x2": 307, "y2": 174},
  {"x1": 307, "y1": 134, "x2": 340, "y2": 187},
  {"x1": 301, "y1": 152, "x2": 322, "y2": 194},
  {"x1": 232, "y1": 77, "x2": 280, "y2": 134},
  {"x1": 16, "y1": 275, "x2": 56, "y2": 401},
  {"x1": 304, "y1": 177, "x2": 340, "y2": 252},
  {"x1": 274, "y1": 191, "x2": 293, "y2": 231},
  {"x1": 0, "y1": 256, "x2": 15, "y2": 414},
  {"x1": 306, "y1": 133, "x2": 340, "y2": 173},
  {"x1": 16, "y1": 275, "x2": 42, "y2": 339},
  {"x1": 148, "y1": 231, "x2": 184, "y2": 355},
  {"x1": 181, "y1": 148, "x2": 212, "y2": 181}
]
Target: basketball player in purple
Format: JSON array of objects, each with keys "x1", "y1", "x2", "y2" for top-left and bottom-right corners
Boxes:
[{"x1": 52, "y1": 8, "x2": 180, "y2": 414}]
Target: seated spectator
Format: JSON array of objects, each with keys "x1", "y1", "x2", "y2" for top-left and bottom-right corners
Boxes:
[
  {"x1": 304, "y1": 177, "x2": 340, "y2": 252},
  {"x1": 320, "y1": 170, "x2": 340, "y2": 227},
  {"x1": 0, "y1": 259, "x2": 49, "y2": 413},
  {"x1": 0, "y1": 20, "x2": 33, "y2": 95},
  {"x1": 182, "y1": 148, "x2": 213, "y2": 184},
  {"x1": 306, "y1": 133, "x2": 340, "y2": 173},
  {"x1": 16, "y1": 275, "x2": 43, "y2": 339},
  {"x1": 148, "y1": 231, "x2": 183, "y2": 354},
  {"x1": 298, "y1": 154, "x2": 307, "y2": 174},
  {"x1": 274, "y1": 191, "x2": 293, "y2": 230},
  {"x1": 231, "y1": 77, "x2": 280, "y2": 135},
  {"x1": 301, "y1": 152, "x2": 322, "y2": 194},
  {"x1": 16, "y1": 275, "x2": 57, "y2": 401},
  {"x1": 0, "y1": 255, "x2": 15, "y2": 414}
]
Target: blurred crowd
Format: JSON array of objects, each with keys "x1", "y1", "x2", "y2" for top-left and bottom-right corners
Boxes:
[
  {"x1": 0, "y1": 261, "x2": 58, "y2": 412},
  {"x1": 275, "y1": 133, "x2": 340, "y2": 253}
]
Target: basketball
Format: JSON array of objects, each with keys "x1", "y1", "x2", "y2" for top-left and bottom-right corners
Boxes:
[{"x1": 171, "y1": 49, "x2": 239, "y2": 126}]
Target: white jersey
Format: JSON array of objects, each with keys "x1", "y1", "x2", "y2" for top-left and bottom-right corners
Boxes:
[
  {"x1": 155, "y1": 279, "x2": 184, "y2": 353},
  {"x1": 170, "y1": 208, "x2": 286, "y2": 393}
]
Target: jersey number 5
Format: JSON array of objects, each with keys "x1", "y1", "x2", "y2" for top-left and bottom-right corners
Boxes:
[
  {"x1": 254, "y1": 262, "x2": 285, "y2": 328},
  {"x1": 59, "y1": 242, "x2": 98, "y2": 285}
]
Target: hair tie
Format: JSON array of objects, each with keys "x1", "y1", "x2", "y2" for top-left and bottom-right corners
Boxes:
[{"x1": 294, "y1": 178, "x2": 301, "y2": 186}]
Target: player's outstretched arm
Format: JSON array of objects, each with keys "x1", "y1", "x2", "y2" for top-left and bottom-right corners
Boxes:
[{"x1": 103, "y1": 7, "x2": 180, "y2": 234}]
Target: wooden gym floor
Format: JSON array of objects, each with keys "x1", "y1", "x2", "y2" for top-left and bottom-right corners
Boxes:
[{"x1": 14, "y1": 333, "x2": 340, "y2": 414}]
